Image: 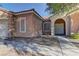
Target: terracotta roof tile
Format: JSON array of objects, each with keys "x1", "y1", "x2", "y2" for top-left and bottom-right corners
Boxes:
[{"x1": 43, "y1": 16, "x2": 50, "y2": 21}]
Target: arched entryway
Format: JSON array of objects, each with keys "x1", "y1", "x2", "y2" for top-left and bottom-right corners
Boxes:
[{"x1": 54, "y1": 19, "x2": 66, "y2": 35}]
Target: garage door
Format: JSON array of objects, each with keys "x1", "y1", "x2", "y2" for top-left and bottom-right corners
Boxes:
[
  {"x1": 0, "y1": 20, "x2": 8, "y2": 39},
  {"x1": 55, "y1": 23, "x2": 65, "y2": 35}
]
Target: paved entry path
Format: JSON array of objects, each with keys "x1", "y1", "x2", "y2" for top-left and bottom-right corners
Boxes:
[{"x1": 55, "y1": 36, "x2": 79, "y2": 56}]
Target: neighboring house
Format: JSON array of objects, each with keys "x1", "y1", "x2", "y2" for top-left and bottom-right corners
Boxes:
[{"x1": 0, "y1": 8, "x2": 79, "y2": 39}]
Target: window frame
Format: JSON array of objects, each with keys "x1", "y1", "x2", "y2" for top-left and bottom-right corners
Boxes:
[
  {"x1": 43, "y1": 22, "x2": 51, "y2": 32},
  {"x1": 19, "y1": 17, "x2": 26, "y2": 33}
]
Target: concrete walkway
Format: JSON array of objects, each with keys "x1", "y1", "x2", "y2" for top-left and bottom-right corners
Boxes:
[
  {"x1": 0, "y1": 37, "x2": 79, "y2": 56},
  {"x1": 55, "y1": 36, "x2": 79, "y2": 56}
]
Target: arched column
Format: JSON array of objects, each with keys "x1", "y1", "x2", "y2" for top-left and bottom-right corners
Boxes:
[{"x1": 65, "y1": 15, "x2": 71, "y2": 36}]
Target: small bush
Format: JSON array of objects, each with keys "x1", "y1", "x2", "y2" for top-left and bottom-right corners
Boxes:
[{"x1": 70, "y1": 33, "x2": 79, "y2": 39}]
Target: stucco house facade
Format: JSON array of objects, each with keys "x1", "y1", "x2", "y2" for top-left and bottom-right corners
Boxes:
[
  {"x1": 50, "y1": 9, "x2": 79, "y2": 36},
  {"x1": 0, "y1": 8, "x2": 79, "y2": 39},
  {"x1": 0, "y1": 8, "x2": 43, "y2": 39}
]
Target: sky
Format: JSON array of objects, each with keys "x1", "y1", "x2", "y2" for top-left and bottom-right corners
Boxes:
[{"x1": 0, "y1": 3, "x2": 49, "y2": 16}]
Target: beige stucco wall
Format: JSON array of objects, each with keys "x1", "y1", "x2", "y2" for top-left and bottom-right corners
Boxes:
[
  {"x1": 32, "y1": 14, "x2": 42, "y2": 36},
  {"x1": 70, "y1": 11, "x2": 79, "y2": 34},
  {"x1": 14, "y1": 13, "x2": 42, "y2": 37}
]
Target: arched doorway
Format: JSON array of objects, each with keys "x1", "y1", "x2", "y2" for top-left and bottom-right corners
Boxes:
[{"x1": 54, "y1": 19, "x2": 66, "y2": 35}]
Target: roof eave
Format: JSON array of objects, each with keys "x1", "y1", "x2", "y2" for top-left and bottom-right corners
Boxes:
[{"x1": 13, "y1": 9, "x2": 44, "y2": 21}]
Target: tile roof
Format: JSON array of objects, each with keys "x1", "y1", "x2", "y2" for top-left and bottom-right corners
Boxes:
[{"x1": 43, "y1": 16, "x2": 50, "y2": 21}]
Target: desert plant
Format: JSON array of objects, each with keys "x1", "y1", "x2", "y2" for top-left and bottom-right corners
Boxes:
[{"x1": 70, "y1": 33, "x2": 79, "y2": 39}]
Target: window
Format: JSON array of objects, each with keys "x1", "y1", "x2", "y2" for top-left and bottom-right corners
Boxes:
[
  {"x1": 43, "y1": 22, "x2": 51, "y2": 31},
  {"x1": 19, "y1": 17, "x2": 26, "y2": 32}
]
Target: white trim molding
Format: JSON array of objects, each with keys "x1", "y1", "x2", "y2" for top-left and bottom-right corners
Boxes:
[{"x1": 19, "y1": 17, "x2": 26, "y2": 33}]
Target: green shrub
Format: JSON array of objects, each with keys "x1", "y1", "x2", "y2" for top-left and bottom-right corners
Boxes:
[{"x1": 70, "y1": 33, "x2": 79, "y2": 39}]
